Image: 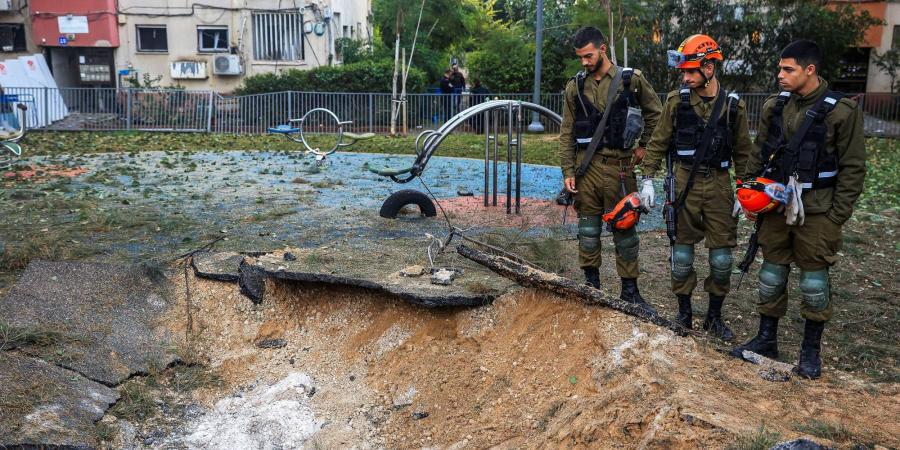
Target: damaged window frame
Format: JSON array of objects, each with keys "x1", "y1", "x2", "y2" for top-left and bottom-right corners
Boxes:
[
  {"x1": 0, "y1": 23, "x2": 26, "y2": 53},
  {"x1": 197, "y1": 26, "x2": 229, "y2": 53},
  {"x1": 136, "y1": 25, "x2": 168, "y2": 53}
]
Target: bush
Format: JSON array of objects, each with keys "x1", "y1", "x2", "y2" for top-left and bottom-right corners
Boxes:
[
  {"x1": 466, "y1": 25, "x2": 534, "y2": 93},
  {"x1": 236, "y1": 58, "x2": 427, "y2": 94}
]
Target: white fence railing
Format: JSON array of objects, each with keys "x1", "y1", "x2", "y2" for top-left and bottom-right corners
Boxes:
[{"x1": 1, "y1": 87, "x2": 897, "y2": 137}]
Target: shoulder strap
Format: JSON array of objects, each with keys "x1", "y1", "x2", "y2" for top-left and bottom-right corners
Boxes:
[
  {"x1": 674, "y1": 90, "x2": 727, "y2": 209},
  {"x1": 726, "y1": 91, "x2": 739, "y2": 129},
  {"x1": 785, "y1": 90, "x2": 842, "y2": 156},
  {"x1": 575, "y1": 68, "x2": 625, "y2": 178}
]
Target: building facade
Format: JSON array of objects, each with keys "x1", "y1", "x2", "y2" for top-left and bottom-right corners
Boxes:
[{"x1": 15, "y1": 0, "x2": 371, "y2": 92}]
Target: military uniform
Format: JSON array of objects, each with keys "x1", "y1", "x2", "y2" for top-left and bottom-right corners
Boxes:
[
  {"x1": 559, "y1": 65, "x2": 662, "y2": 278},
  {"x1": 642, "y1": 88, "x2": 754, "y2": 299},
  {"x1": 744, "y1": 79, "x2": 866, "y2": 323}
]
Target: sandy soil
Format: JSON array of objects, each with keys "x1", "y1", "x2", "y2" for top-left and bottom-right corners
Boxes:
[{"x1": 158, "y1": 270, "x2": 899, "y2": 449}]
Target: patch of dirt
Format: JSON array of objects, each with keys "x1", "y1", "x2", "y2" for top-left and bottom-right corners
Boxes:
[
  {"x1": 436, "y1": 196, "x2": 566, "y2": 228},
  {"x1": 2, "y1": 164, "x2": 88, "y2": 182},
  {"x1": 136, "y1": 271, "x2": 899, "y2": 448}
]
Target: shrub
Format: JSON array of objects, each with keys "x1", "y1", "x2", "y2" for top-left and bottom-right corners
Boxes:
[{"x1": 236, "y1": 58, "x2": 427, "y2": 94}]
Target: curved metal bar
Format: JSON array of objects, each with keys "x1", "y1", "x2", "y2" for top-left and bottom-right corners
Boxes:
[
  {"x1": 295, "y1": 107, "x2": 349, "y2": 158},
  {"x1": 407, "y1": 101, "x2": 562, "y2": 181}
]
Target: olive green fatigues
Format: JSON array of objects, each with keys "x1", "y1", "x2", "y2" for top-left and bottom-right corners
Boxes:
[
  {"x1": 642, "y1": 88, "x2": 754, "y2": 296},
  {"x1": 559, "y1": 65, "x2": 662, "y2": 275},
  {"x1": 745, "y1": 80, "x2": 867, "y2": 322}
]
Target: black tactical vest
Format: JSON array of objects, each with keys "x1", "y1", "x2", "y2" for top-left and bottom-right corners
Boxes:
[
  {"x1": 572, "y1": 68, "x2": 636, "y2": 150},
  {"x1": 760, "y1": 90, "x2": 843, "y2": 189},
  {"x1": 673, "y1": 88, "x2": 739, "y2": 169}
]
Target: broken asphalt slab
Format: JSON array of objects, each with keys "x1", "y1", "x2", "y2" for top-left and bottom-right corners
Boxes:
[
  {"x1": 0, "y1": 351, "x2": 119, "y2": 449},
  {"x1": 0, "y1": 260, "x2": 179, "y2": 386},
  {"x1": 192, "y1": 240, "x2": 517, "y2": 307}
]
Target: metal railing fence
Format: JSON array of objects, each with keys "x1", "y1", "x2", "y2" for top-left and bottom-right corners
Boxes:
[{"x1": 1, "y1": 87, "x2": 897, "y2": 137}]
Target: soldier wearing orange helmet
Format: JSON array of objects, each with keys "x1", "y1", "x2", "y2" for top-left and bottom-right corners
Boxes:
[
  {"x1": 639, "y1": 34, "x2": 755, "y2": 340},
  {"x1": 731, "y1": 40, "x2": 866, "y2": 380}
]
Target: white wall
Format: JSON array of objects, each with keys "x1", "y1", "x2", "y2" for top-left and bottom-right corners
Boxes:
[{"x1": 867, "y1": 2, "x2": 899, "y2": 93}]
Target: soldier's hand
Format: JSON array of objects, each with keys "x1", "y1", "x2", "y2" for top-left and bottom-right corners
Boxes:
[
  {"x1": 564, "y1": 177, "x2": 578, "y2": 193},
  {"x1": 633, "y1": 146, "x2": 647, "y2": 164}
]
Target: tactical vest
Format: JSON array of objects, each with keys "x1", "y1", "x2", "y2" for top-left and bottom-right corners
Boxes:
[
  {"x1": 673, "y1": 88, "x2": 739, "y2": 169},
  {"x1": 572, "y1": 68, "x2": 636, "y2": 151},
  {"x1": 760, "y1": 90, "x2": 843, "y2": 189}
]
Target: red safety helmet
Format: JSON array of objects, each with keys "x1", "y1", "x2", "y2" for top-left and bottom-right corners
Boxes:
[
  {"x1": 668, "y1": 34, "x2": 724, "y2": 69},
  {"x1": 602, "y1": 192, "x2": 643, "y2": 230},
  {"x1": 736, "y1": 177, "x2": 788, "y2": 214}
]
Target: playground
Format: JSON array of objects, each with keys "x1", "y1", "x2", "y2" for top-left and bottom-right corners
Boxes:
[{"x1": 0, "y1": 96, "x2": 898, "y2": 449}]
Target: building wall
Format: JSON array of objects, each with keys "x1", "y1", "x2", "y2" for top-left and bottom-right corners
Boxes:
[
  {"x1": 0, "y1": 0, "x2": 39, "y2": 58},
  {"x1": 113, "y1": 0, "x2": 371, "y2": 92},
  {"x1": 866, "y1": 2, "x2": 899, "y2": 93}
]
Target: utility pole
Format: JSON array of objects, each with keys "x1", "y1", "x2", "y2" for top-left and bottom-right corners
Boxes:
[{"x1": 527, "y1": 0, "x2": 545, "y2": 133}]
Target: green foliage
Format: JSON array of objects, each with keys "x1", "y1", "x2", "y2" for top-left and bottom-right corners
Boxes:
[
  {"x1": 373, "y1": 0, "x2": 484, "y2": 80},
  {"x1": 236, "y1": 58, "x2": 427, "y2": 94},
  {"x1": 467, "y1": 24, "x2": 534, "y2": 93},
  {"x1": 857, "y1": 138, "x2": 899, "y2": 213},
  {"x1": 872, "y1": 49, "x2": 900, "y2": 93}
]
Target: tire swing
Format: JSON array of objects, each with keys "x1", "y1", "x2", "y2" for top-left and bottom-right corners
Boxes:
[{"x1": 379, "y1": 189, "x2": 437, "y2": 219}]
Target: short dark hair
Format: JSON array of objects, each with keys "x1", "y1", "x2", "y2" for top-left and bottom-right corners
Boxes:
[
  {"x1": 573, "y1": 26, "x2": 607, "y2": 49},
  {"x1": 780, "y1": 40, "x2": 823, "y2": 72}
]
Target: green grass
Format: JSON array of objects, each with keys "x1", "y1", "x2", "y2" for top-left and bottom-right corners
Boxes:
[
  {"x1": 0, "y1": 322, "x2": 73, "y2": 351},
  {"x1": 727, "y1": 425, "x2": 782, "y2": 450},
  {"x1": 793, "y1": 419, "x2": 855, "y2": 443},
  {"x1": 858, "y1": 137, "x2": 899, "y2": 213}
]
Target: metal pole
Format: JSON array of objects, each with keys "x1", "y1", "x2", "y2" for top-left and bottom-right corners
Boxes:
[
  {"x1": 42, "y1": 87, "x2": 49, "y2": 127},
  {"x1": 206, "y1": 91, "x2": 214, "y2": 132},
  {"x1": 515, "y1": 102, "x2": 522, "y2": 214},
  {"x1": 368, "y1": 93, "x2": 374, "y2": 133},
  {"x1": 492, "y1": 108, "x2": 498, "y2": 206},
  {"x1": 527, "y1": 0, "x2": 545, "y2": 133},
  {"x1": 506, "y1": 103, "x2": 512, "y2": 214},
  {"x1": 126, "y1": 88, "x2": 132, "y2": 130},
  {"x1": 484, "y1": 110, "x2": 490, "y2": 207}
]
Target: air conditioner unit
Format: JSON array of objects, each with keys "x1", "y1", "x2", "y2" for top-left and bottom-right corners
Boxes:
[
  {"x1": 213, "y1": 54, "x2": 243, "y2": 76},
  {"x1": 0, "y1": 0, "x2": 13, "y2": 12}
]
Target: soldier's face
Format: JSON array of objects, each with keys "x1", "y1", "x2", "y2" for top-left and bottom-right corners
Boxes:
[
  {"x1": 777, "y1": 58, "x2": 815, "y2": 92},
  {"x1": 575, "y1": 43, "x2": 605, "y2": 73},
  {"x1": 680, "y1": 68, "x2": 704, "y2": 89}
]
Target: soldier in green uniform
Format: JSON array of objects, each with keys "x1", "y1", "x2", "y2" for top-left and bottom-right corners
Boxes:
[
  {"x1": 639, "y1": 34, "x2": 754, "y2": 340},
  {"x1": 559, "y1": 26, "x2": 662, "y2": 311},
  {"x1": 731, "y1": 40, "x2": 866, "y2": 379}
]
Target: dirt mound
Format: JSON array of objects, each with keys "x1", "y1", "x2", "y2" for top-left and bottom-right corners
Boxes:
[{"x1": 163, "y1": 274, "x2": 899, "y2": 449}]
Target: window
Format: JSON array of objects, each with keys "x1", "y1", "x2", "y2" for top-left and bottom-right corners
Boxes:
[
  {"x1": 893, "y1": 25, "x2": 899, "y2": 50},
  {"x1": 136, "y1": 25, "x2": 167, "y2": 52},
  {"x1": 198, "y1": 26, "x2": 229, "y2": 52},
  {"x1": 0, "y1": 24, "x2": 26, "y2": 52},
  {"x1": 252, "y1": 12, "x2": 304, "y2": 61}
]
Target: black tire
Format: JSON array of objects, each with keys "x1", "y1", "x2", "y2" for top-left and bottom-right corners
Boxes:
[{"x1": 379, "y1": 189, "x2": 437, "y2": 219}]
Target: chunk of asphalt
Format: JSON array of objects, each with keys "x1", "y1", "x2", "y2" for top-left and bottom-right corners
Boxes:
[
  {"x1": 0, "y1": 260, "x2": 177, "y2": 386},
  {"x1": 0, "y1": 352, "x2": 119, "y2": 449},
  {"x1": 238, "y1": 258, "x2": 267, "y2": 304}
]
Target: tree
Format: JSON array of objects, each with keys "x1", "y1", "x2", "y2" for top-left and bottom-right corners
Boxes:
[{"x1": 872, "y1": 48, "x2": 900, "y2": 93}]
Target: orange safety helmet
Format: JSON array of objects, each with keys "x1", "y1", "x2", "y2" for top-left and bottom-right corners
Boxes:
[
  {"x1": 602, "y1": 192, "x2": 643, "y2": 230},
  {"x1": 668, "y1": 34, "x2": 724, "y2": 69},
  {"x1": 736, "y1": 178, "x2": 788, "y2": 214}
]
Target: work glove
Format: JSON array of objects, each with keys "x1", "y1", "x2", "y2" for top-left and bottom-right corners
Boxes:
[
  {"x1": 639, "y1": 177, "x2": 655, "y2": 208},
  {"x1": 732, "y1": 201, "x2": 743, "y2": 218},
  {"x1": 785, "y1": 176, "x2": 805, "y2": 226}
]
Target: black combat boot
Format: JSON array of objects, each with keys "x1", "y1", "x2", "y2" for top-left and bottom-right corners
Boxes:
[
  {"x1": 703, "y1": 295, "x2": 735, "y2": 341},
  {"x1": 620, "y1": 278, "x2": 657, "y2": 316},
  {"x1": 794, "y1": 319, "x2": 826, "y2": 380},
  {"x1": 730, "y1": 315, "x2": 779, "y2": 360},
  {"x1": 676, "y1": 294, "x2": 692, "y2": 329},
  {"x1": 583, "y1": 267, "x2": 601, "y2": 289}
]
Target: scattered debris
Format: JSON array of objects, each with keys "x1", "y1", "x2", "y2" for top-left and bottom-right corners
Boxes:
[
  {"x1": 430, "y1": 268, "x2": 460, "y2": 285},
  {"x1": 400, "y1": 265, "x2": 426, "y2": 277},
  {"x1": 256, "y1": 338, "x2": 287, "y2": 349}
]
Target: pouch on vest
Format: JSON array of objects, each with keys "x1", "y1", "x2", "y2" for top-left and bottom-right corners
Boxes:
[{"x1": 622, "y1": 106, "x2": 644, "y2": 150}]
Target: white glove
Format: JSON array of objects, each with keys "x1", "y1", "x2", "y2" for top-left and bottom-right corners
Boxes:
[
  {"x1": 785, "y1": 176, "x2": 805, "y2": 226},
  {"x1": 732, "y1": 201, "x2": 743, "y2": 218},
  {"x1": 639, "y1": 177, "x2": 655, "y2": 208}
]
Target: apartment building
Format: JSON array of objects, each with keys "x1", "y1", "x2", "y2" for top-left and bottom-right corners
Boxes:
[{"x1": 22, "y1": 0, "x2": 371, "y2": 92}]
